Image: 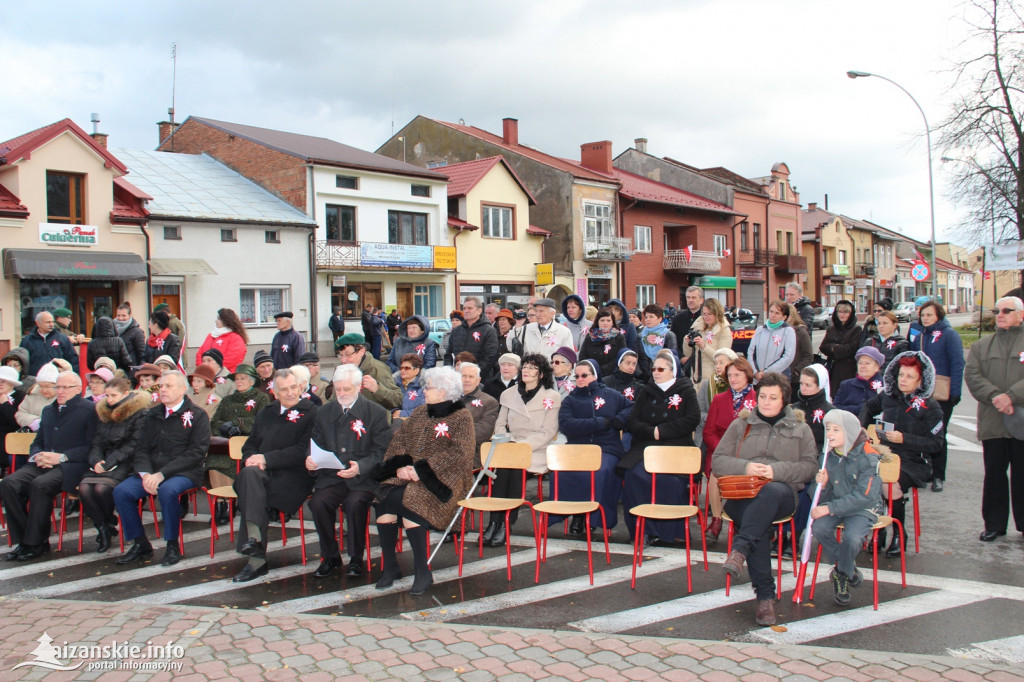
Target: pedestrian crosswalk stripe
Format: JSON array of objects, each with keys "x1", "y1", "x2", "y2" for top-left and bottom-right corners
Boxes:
[{"x1": 947, "y1": 635, "x2": 1024, "y2": 663}]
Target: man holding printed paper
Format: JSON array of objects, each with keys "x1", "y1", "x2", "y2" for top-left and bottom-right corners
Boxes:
[
  {"x1": 231, "y1": 367, "x2": 318, "y2": 583},
  {"x1": 306, "y1": 364, "x2": 392, "y2": 579}
]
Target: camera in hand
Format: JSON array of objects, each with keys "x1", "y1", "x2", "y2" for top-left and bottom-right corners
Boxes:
[{"x1": 685, "y1": 329, "x2": 702, "y2": 347}]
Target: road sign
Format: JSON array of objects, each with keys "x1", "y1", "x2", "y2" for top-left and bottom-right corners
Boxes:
[{"x1": 911, "y1": 262, "x2": 930, "y2": 282}]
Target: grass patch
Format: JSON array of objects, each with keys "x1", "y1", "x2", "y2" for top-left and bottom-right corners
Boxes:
[{"x1": 955, "y1": 324, "x2": 996, "y2": 349}]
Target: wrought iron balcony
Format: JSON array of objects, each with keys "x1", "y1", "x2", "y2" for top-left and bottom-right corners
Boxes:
[
  {"x1": 663, "y1": 249, "x2": 722, "y2": 274},
  {"x1": 858, "y1": 264, "x2": 876, "y2": 276},
  {"x1": 737, "y1": 248, "x2": 776, "y2": 267},
  {"x1": 583, "y1": 236, "x2": 633, "y2": 262},
  {"x1": 823, "y1": 264, "x2": 851, "y2": 279},
  {"x1": 315, "y1": 240, "x2": 456, "y2": 271},
  {"x1": 775, "y1": 254, "x2": 808, "y2": 273}
]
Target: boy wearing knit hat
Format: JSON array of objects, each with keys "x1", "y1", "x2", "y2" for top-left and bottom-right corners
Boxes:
[{"x1": 810, "y1": 410, "x2": 885, "y2": 606}]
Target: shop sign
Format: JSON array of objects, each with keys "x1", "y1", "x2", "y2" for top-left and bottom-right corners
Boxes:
[
  {"x1": 432, "y1": 246, "x2": 457, "y2": 269},
  {"x1": 360, "y1": 243, "x2": 432, "y2": 267},
  {"x1": 576, "y1": 278, "x2": 587, "y2": 298},
  {"x1": 39, "y1": 223, "x2": 98, "y2": 246},
  {"x1": 535, "y1": 263, "x2": 553, "y2": 285},
  {"x1": 878, "y1": 279, "x2": 893, "y2": 287},
  {"x1": 739, "y1": 267, "x2": 762, "y2": 280},
  {"x1": 331, "y1": 275, "x2": 347, "y2": 287},
  {"x1": 855, "y1": 278, "x2": 872, "y2": 287},
  {"x1": 586, "y1": 265, "x2": 613, "y2": 279}
]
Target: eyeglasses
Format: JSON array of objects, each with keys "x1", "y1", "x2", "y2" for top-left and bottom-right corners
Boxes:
[
  {"x1": 652, "y1": 367, "x2": 672, "y2": 373},
  {"x1": 573, "y1": 373, "x2": 592, "y2": 380},
  {"x1": 399, "y1": 365, "x2": 415, "y2": 371},
  {"x1": 54, "y1": 384, "x2": 78, "y2": 390},
  {"x1": 993, "y1": 308, "x2": 1018, "y2": 315},
  {"x1": 551, "y1": 359, "x2": 569, "y2": 365}
]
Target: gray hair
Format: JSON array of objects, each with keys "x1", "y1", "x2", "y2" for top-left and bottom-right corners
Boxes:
[
  {"x1": 685, "y1": 286, "x2": 704, "y2": 298},
  {"x1": 785, "y1": 282, "x2": 803, "y2": 294},
  {"x1": 462, "y1": 296, "x2": 482, "y2": 309},
  {"x1": 333, "y1": 364, "x2": 362, "y2": 386},
  {"x1": 421, "y1": 366, "x2": 463, "y2": 401},
  {"x1": 161, "y1": 370, "x2": 188, "y2": 389},
  {"x1": 57, "y1": 370, "x2": 82, "y2": 386},
  {"x1": 36, "y1": 311, "x2": 54, "y2": 322},
  {"x1": 274, "y1": 367, "x2": 302, "y2": 389},
  {"x1": 484, "y1": 303, "x2": 500, "y2": 313},
  {"x1": 996, "y1": 296, "x2": 1024, "y2": 311},
  {"x1": 460, "y1": 362, "x2": 481, "y2": 378},
  {"x1": 288, "y1": 364, "x2": 311, "y2": 390}
]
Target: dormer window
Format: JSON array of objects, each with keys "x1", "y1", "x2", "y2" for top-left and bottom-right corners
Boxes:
[{"x1": 46, "y1": 171, "x2": 85, "y2": 224}]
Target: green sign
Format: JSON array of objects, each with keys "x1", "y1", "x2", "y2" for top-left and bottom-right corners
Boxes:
[{"x1": 693, "y1": 276, "x2": 737, "y2": 289}]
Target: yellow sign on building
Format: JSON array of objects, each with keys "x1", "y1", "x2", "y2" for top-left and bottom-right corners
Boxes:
[
  {"x1": 433, "y1": 246, "x2": 457, "y2": 270},
  {"x1": 536, "y1": 263, "x2": 554, "y2": 285}
]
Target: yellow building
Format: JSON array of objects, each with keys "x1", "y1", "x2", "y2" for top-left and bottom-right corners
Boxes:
[
  {"x1": 802, "y1": 205, "x2": 855, "y2": 308},
  {"x1": 0, "y1": 119, "x2": 148, "y2": 354},
  {"x1": 443, "y1": 156, "x2": 547, "y2": 308}
]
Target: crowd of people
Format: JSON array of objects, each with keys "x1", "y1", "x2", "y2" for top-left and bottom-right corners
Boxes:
[{"x1": 1, "y1": 289, "x2": 1021, "y2": 629}]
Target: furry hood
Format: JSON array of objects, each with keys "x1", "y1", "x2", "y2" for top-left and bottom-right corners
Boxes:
[
  {"x1": 739, "y1": 405, "x2": 807, "y2": 424},
  {"x1": 882, "y1": 350, "x2": 936, "y2": 400},
  {"x1": 96, "y1": 390, "x2": 152, "y2": 423}
]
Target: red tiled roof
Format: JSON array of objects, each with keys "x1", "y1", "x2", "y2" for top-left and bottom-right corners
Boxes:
[
  {"x1": 612, "y1": 168, "x2": 741, "y2": 216},
  {"x1": 447, "y1": 216, "x2": 479, "y2": 231},
  {"x1": 113, "y1": 176, "x2": 153, "y2": 200},
  {"x1": 110, "y1": 179, "x2": 149, "y2": 225},
  {"x1": 0, "y1": 118, "x2": 128, "y2": 173},
  {"x1": 527, "y1": 224, "x2": 552, "y2": 237},
  {"x1": 697, "y1": 166, "x2": 767, "y2": 195},
  {"x1": 441, "y1": 156, "x2": 536, "y2": 204},
  {"x1": 0, "y1": 183, "x2": 29, "y2": 218},
  {"x1": 431, "y1": 119, "x2": 618, "y2": 185},
  {"x1": 935, "y1": 257, "x2": 972, "y2": 273}
]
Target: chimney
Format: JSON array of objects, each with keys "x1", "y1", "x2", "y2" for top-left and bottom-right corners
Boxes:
[
  {"x1": 88, "y1": 113, "x2": 106, "y2": 147},
  {"x1": 634, "y1": 138, "x2": 648, "y2": 154},
  {"x1": 502, "y1": 118, "x2": 518, "y2": 147},
  {"x1": 158, "y1": 121, "x2": 180, "y2": 147},
  {"x1": 808, "y1": 202, "x2": 817, "y2": 211},
  {"x1": 91, "y1": 133, "x2": 108, "y2": 148},
  {"x1": 580, "y1": 141, "x2": 613, "y2": 174}
]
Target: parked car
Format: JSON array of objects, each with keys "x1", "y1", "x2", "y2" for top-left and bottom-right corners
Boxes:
[
  {"x1": 811, "y1": 307, "x2": 835, "y2": 330},
  {"x1": 727, "y1": 308, "x2": 759, "y2": 357},
  {"x1": 894, "y1": 302, "x2": 916, "y2": 322},
  {"x1": 427, "y1": 318, "x2": 451, "y2": 346}
]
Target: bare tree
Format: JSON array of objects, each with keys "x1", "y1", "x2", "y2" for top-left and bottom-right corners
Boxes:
[{"x1": 940, "y1": 0, "x2": 1024, "y2": 287}]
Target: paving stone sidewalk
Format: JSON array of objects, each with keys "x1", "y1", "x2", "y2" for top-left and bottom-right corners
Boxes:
[{"x1": 0, "y1": 597, "x2": 1017, "y2": 681}]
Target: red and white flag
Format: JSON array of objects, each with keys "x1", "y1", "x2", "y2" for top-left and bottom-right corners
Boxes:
[
  {"x1": 722, "y1": 248, "x2": 732, "y2": 257},
  {"x1": 683, "y1": 245, "x2": 693, "y2": 262}
]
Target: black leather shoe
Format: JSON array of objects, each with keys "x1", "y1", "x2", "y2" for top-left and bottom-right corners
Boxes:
[
  {"x1": 979, "y1": 530, "x2": 1006, "y2": 542},
  {"x1": 375, "y1": 567, "x2": 403, "y2": 589},
  {"x1": 346, "y1": 559, "x2": 365, "y2": 577},
  {"x1": 568, "y1": 516, "x2": 586, "y2": 537},
  {"x1": 116, "y1": 541, "x2": 154, "y2": 564},
  {"x1": 162, "y1": 542, "x2": 182, "y2": 566},
  {"x1": 96, "y1": 525, "x2": 113, "y2": 554},
  {"x1": 4, "y1": 544, "x2": 25, "y2": 561},
  {"x1": 214, "y1": 500, "x2": 230, "y2": 525},
  {"x1": 239, "y1": 538, "x2": 264, "y2": 557},
  {"x1": 481, "y1": 521, "x2": 499, "y2": 545},
  {"x1": 313, "y1": 556, "x2": 343, "y2": 578},
  {"x1": 485, "y1": 523, "x2": 507, "y2": 547},
  {"x1": 410, "y1": 569, "x2": 433, "y2": 596},
  {"x1": 931, "y1": 478, "x2": 944, "y2": 492},
  {"x1": 17, "y1": 543, "x2": 50, "y2": 561},
  {"x1": 232, "y1": 562, "x2": 268, "y2": 583},
  {"x1": 884, "y1": 532, "x2": 904, "y2": 558}
]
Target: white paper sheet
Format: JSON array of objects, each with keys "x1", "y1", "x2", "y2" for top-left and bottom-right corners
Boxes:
[{"x1": 310, "y1": 439, "x2": 346, "y2": 470}]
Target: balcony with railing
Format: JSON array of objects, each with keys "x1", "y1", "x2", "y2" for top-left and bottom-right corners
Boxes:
[
  {"x1": 663, "y1": 249, "x2": 722, "y2": 274},
  {"x1": 858, "y1": 264, "x2": 876, "y2": 276},
  {"x1": 315, "y1": 240, "x2": 456, "y2": 272},
  {"x1": 737, "y1": 248, "x2": 776, "y2": 267},
  {"x1": 823, "y1": 263, "x2": 852, "y2": 279},
  {"x1": 583, "y1": 236, "x2": 633, "y2": 261},
  {"x1": 774, "y1": 254, "x2": 808, "y2": 273}
]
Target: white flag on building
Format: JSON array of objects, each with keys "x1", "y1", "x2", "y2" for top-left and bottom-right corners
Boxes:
[{"x1": 985, "y1": 241, "x2": 1024, "y2": 270}]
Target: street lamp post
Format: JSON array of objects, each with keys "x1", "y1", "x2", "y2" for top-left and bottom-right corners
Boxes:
[{"x1": 847, "y1": 70, "x2": 939, "y2": 300}]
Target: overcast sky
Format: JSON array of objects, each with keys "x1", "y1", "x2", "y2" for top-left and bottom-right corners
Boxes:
[{"x1": 0, "y1": 0, "x2": 984, "y2": 246}]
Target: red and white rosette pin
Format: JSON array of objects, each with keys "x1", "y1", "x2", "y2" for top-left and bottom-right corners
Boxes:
[{"x1": 434, "y1": 422, "x2": 450, "y2": 439}]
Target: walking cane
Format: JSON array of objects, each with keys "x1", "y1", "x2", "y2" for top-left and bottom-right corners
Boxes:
[
  {"x1": 792, "y1": 439, "x2": 829, "y2": 604},
  {"x1": 428, "y1": 433, "x2": 512, "y2": 565}
]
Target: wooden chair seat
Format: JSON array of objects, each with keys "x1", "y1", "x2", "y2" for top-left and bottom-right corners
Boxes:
[
  {"x1": 629, "y1": 503, "x2": 699, "y2": 521},
  {"x1": 459, "y1": 497, "x2": 525, "y2": 513},
  {"x1": 534, "y1": 500, "x2": 599, "y2": 516}
]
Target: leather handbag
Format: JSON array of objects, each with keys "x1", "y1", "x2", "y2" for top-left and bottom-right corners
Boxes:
[
  {"x1": 932, "y1": 375, "x2": 951, "y2": 402},
  {"x1": 717, "y1": 423, "x2": 770, "y2": 500}
]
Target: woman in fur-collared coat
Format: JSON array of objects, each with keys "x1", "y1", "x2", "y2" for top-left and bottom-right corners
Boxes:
[
  {"x1": 78, "y1": 378, "x2": 151, "y2": 553},
  {"x1": 373, "y1": 367, "x2": 474, "y2": 596}
]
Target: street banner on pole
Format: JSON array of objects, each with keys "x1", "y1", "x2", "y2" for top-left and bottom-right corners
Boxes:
[{"x1": 984, "y1": 241, "x2": 1024, "y2": 270}]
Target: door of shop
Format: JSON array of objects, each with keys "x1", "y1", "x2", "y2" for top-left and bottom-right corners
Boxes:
[
  {"x1": 740, "y1": 282, "x2": 765, "y2": 317},
  {"x1": 76, "y1": 286, "x2": 116, "y2": 336},
  {"x1": 152, "y1": 284, "x2": 181, "y2": 318},
  {"x1": 396, "y1": 286, "x2": 412, "y2": 318}
]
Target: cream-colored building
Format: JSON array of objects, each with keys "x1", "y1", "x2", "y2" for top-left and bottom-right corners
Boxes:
[
  {"x1": 0, "y1": 119, "x2": 148, "y2": 356},
  {"x1": 443, "y1": 156, "x2": 547, "y2": 308}
]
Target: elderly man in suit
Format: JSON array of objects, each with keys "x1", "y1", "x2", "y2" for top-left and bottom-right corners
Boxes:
[
  {"x1": 113, "y1": 371, "x2": 211, "y2": 566},
  {"x1": 1, "y1": 371, "x2": 97, "y2": 561},
  {"x1": 231, "y1": 366, "x2": 319, "y2": 582},
  {"x1": 307, "y1": 364, "x2": 392, "y2": 578}
]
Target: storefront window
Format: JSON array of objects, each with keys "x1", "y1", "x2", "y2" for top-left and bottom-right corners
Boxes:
[{"x1": 18, "y1": 280, "x2": 72, "y2": 337}]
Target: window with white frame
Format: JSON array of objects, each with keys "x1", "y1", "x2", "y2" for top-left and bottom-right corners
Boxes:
[
  {"x1": 239, "y1": 287, "x2": 289, "y2": 325},
  {"x1": 636, "y1": 285, "x2": 656, "y2": 308},
  {"x1": 583, "y1": 202, "x2": 614, "y2": 240},
  {"x1": 634, "y1": 225, "x2": 652, "y2": 253},
  {"x1": 838, "y1": 250, "x2": 847, "y2": 265},
  {"x1": 482, "y1": 205, "x2": 513, "y2": 239},
  {"x1": 414, "y1": 284, "x2": 443, "y2": 318},
  {"x1": 714, "y1": 234, "x2": 728, "y2": 255}
]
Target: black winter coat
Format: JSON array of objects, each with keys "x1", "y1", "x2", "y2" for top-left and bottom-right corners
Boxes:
[
  {"x1": 133, "y1": 396, "x2": 212, "y2": 488},
  {"x1": 445, "y1": 318, "x2": 500, "y2": 381},
  {"x1": 310, "y1": 396, "x2": 392, "y2": 492},
  {"x1": 87, "y1": 317, "x2": 134, "y2": 372},
  {"x1": 791, "y1": 388, "x2": 834, "y2": 452},
  {"x1": 118, "y1": 318, "x2": 147, "y2": 366},
  {"x1": 578, "y1": 332, "x2": 627, "y2": 380},
  {"x1": 20, "y1": 329, "x2": 79, "y2": 376},
  {"x1": 818, "y1": 304, "x2": 862, "y2": 397},
  {"x1": 239, "y1": 398, "x2": 317, "y2": 513},
  {"x1": 620, "y1": 377, "x2": 700, "y2": 472},
  {"x1": 862, "y1": 333, "x2": 909, "y2": 373},
  {"x1": 142, "y1": 332, "x2": 182, "y2": 366},
  {"x1": 88, "y1": 391, "x2": 152, "y2": 483},
  {"x1": 859, "y1": 351, "x2": 944, "y2": 488},
  {"x1": 31, "y1": 395, "x2": 98, "y2": 492}
]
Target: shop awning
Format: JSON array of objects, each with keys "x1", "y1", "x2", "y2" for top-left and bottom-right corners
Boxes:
[
  {"x1": 692, "y1": 275, "x2": 737, "y2": 289},
  {"x1": 148, "y1": 258, "x2": 217, "y2": 276},
  {"x1": 3, "y1": 248, "x2": 147, "y2": 281}
]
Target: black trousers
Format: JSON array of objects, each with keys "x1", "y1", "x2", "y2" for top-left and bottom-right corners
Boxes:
[
  {"x1": 982, "y1": 438, "x2": 1024, "y2": 533},
  {"x1": 931, "y1": 398, "x2": 956, "y2": 481},
  {"x1": 233, "y1": 466, "x2": 276, "y2": 555},
  {"x1": 307, "y1": 482, "x2": 373, "y2": 562},
  {"x1": 488, "y1": 468, "x2": 523, "y2": 525},
  {"x1": 722, "y1": 481, "x2": 796, "y2": 601},
  {"x1": 0, "y1": 463, "x2": 64, "y2": 546}
]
